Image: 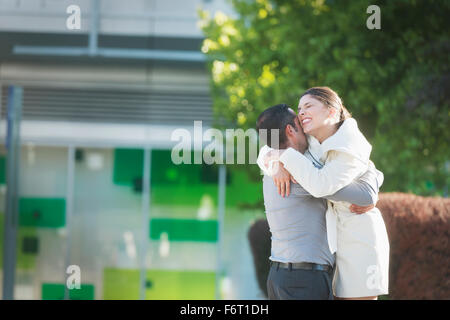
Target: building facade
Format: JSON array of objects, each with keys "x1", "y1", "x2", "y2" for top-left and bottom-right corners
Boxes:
[{"x1": 0, "y1": 0, "x2": 262, "y2": 300}]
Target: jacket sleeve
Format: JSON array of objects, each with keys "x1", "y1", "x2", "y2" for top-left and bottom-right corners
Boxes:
[
  {"x1": 256, "y1": 145, "x2": 275, "y2": 176},
  {"x1": 279, "y1": 147, "x2": 367, "y2": 198},
  {"x1": 324, "y1": 161, "x2": 383, "y2": 206}
]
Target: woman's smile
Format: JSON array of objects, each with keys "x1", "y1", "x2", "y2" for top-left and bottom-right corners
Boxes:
[
  {"x1": 302, "y1": 117, "x2": 312, "y2": 125},
  {"x1": 300, "y1": 117, "x2": 312, "y2": 126}
]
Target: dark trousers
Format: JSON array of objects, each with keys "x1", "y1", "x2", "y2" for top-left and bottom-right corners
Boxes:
[{"x1": 267, "y1": 262, "x2": 334, "y2": 300}]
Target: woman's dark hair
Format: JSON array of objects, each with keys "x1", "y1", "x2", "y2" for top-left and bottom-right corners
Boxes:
[
  {"x1": 256, "y1": 104, "x2": 297, "y2": 149},
  {"x1": 300, "y1": 87, "x2": 352, "y2": 126}
]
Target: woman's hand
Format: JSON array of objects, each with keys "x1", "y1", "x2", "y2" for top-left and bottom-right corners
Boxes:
[{"x1": 272, "y1": 162, "x2": 292, "y2": 197}]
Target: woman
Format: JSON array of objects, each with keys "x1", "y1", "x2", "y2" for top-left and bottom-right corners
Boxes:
[{"x1": 257, "y1": 87, "x2": 390, "y2": 300}]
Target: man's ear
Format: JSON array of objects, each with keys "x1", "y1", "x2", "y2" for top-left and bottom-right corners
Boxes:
[{"x1": 285, "y1": 124, "x2": 294, "y2": 137}]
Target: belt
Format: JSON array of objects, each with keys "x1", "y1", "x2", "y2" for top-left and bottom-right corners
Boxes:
[{"x1": 271, "y1": 261, "x2": 333, "y2": 273}]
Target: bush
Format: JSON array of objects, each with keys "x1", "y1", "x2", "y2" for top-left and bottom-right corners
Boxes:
[
  {"x1": 248, "y1": 192, "x2": 450, "y2": 299},
  {"x1": 376, "y1": 193, "x2": 450, "y2": 299}
]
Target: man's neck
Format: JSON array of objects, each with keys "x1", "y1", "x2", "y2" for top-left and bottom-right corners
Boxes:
[{"x1": 284, "y1": 141, "x2": 307, "y2": 154}]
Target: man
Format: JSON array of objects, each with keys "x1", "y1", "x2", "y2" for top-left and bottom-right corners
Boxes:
[{"x1": 256, "y1": 104, "x2": 383, "y2": 300}]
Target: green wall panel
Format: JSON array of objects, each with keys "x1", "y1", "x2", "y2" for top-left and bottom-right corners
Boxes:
[
  {"x1": 42, "y1": 283, "x2": 64, "y2": 300},
  {"x1": 145, "y1": 270, "x2": 215, "y2": 300},
  {"x1": 113, "y1": 148, "x2": 144, "y2": 186},
  {"x1": 103, "y1": 268, "x2": 215, "y2": 300},
  {"x1": 42, "y1": 283, "x2": 94, "y2": 300},
  {"x1": 112, "y1": 148, "x2": 263, "y2": 209},
  {"x1": 151, "y1": 149, "x2": 205, "y2": 186},
  {"x1": 103, "y1": 268, "x2": 140, "y2": 300},
  {"x1": 0, "y1": 156, "x2": 5, "y2": 184},
  {"x1": 150, "y1": 218, "x2": 218, "y2": 242},
  {"x1": 69, "y1": 284, "x2": 95, "y2": 300},
  {"x1": 19, "y1": 198, "x2": 66, "y2": 228}
]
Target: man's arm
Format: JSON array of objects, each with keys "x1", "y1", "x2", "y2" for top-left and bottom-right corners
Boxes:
[{"x1": 324, "y1": 161, "x2": 383, "y2": 206}]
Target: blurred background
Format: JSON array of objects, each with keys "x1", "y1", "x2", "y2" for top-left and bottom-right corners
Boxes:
[
  {"x1": 0, "y1": 0, "x2": 448, "y2": 300},
  {"x1": 0, "y1": 0, "x2": 264, "y2": 300}
]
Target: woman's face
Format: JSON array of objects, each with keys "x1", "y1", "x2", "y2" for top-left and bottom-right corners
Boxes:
[{"x1": 297, "y1": 94, "x2": 335, "y2": 135}]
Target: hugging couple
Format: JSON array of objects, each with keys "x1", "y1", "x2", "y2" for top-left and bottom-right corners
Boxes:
[{"x1": 256, "y1": 86, "x2": 390, "y2": 300}]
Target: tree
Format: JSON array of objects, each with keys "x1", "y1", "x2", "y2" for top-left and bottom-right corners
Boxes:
[{"x1": 200, "y1": 0, "x2": 450, "y2": 196}]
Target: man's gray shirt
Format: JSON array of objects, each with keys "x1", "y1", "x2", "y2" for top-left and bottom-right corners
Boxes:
[{"x1": 263, "y1": 150, "x2": 383, "y2": 267}]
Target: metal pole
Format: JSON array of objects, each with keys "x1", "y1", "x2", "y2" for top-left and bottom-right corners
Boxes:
[
  {"x1": 63, "y1": 145, "x2": 75, "y2": 300},
  {"x1": 139, "y1": 148, "x2": 151, "y2": 300},
  {"x1": 0, "y1": 84, "x2": 2, "y2": 122},
  {"x1": 2, "y1": 86, "x2": 23, "y2": 300},
  {"x1": 216, "y1": 164, "x2": 226, "y2": 299}
]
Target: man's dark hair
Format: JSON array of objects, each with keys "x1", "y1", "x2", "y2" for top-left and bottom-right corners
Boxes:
[{"x1": 256, "y1": 104, "x2": 297, "y2": 149}]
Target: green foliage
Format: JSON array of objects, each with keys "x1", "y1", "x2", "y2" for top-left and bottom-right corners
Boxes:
[{"x1": 200, "y1": 0, "x2": 450, "y2": 196}]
